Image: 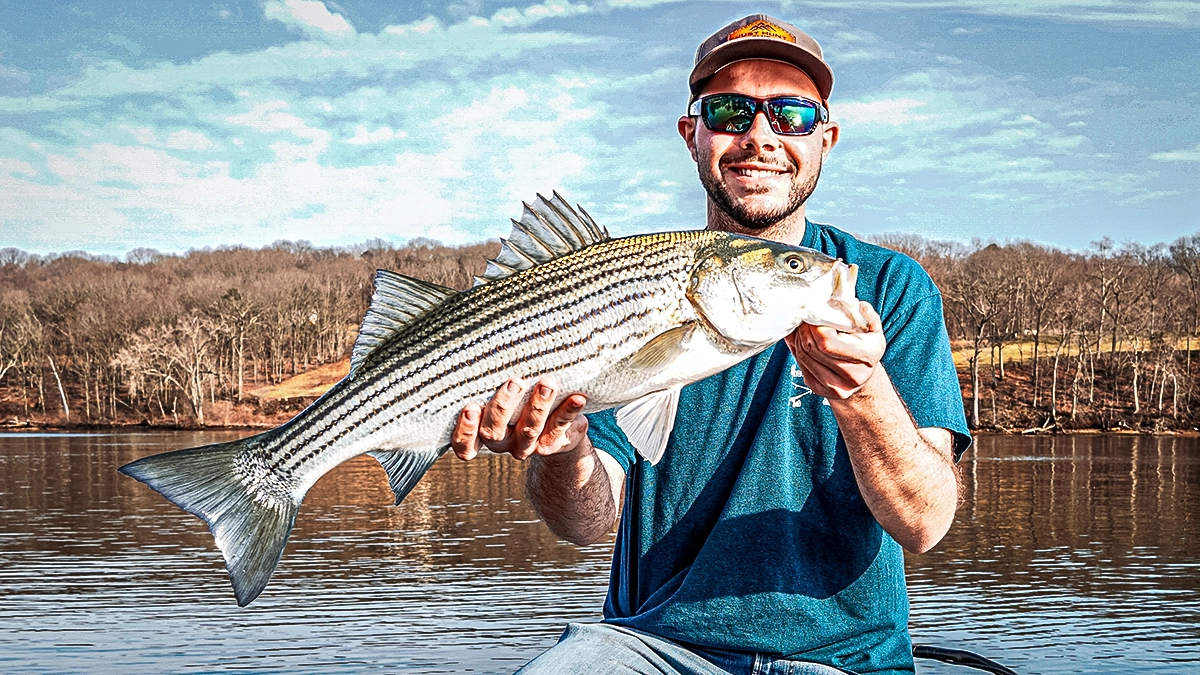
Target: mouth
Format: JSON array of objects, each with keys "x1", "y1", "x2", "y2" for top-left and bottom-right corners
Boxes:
[
  {"x1": 723, "y1": 158, "x2": 794, "y2": 189},
  {"x1": 726, "y1": 164, "x2": 790, "y2": 179}
]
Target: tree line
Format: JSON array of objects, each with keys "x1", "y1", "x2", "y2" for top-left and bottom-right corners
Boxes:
[
  {"x1": 0, "y1": 239, "x2": 490, "y2": 427},
  {"x1": 883, "y1": 233, "x2": 1200, "y2": 431},
  {"x1": 3, "y1": 232, "x2": 1200, "y2": 432}
]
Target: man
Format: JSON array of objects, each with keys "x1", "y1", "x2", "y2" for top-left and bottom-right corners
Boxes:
[{"x1": 451, "y1": 14, "x2": 970, "y2": 675}]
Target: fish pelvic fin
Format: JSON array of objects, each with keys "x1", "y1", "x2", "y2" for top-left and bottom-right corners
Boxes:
[
  {"x1": 614, "y1": 385, "x2": 682, "y2": 465},
  {"x1": 368, "y1": 447, "x2": 446, "y2": 505},
  {"x1": 118, "y1": 437, "x2": 298, "y2": 607}
]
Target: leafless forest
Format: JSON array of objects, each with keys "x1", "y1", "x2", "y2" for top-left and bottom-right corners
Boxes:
[{"x1": 3, "y1": 233, "x2": 1200, "y2": 432}]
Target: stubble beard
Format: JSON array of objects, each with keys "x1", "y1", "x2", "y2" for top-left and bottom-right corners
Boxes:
[{"x1": 700, "y1": 153, "x2": 822, "y2": 231}]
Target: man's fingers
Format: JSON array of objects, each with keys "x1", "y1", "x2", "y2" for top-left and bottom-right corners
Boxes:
[
  {"x1": 451, "y1": 404, "x2": 483, "y2": 460},
  {"x1": 860, "y1": 301, "x2": 883, "y2": 332},
  {"x1": 479, "y1": 378, "x2": 526, "y2": 444},
  {"x1": 539, "y1": 394, "x2": 587, "y2": 451},
  {"x1": 794, "y1": 349, "x2": 848, "y2": 390},
  {"x1": 513, "y1": 381, "x2": 558, "y2": 452}
]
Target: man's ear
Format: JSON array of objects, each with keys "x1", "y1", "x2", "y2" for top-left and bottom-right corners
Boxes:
[
  {"x1": 821, "y1": 120, "x2": 840, "y2": 159},
  {"x1": 678, "y1": 116, "x2": 698, "y2": 162}
]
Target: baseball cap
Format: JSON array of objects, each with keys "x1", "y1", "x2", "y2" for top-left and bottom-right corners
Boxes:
[{"x1": 689, "y1": 15, "x2": 834, "y2": 103}]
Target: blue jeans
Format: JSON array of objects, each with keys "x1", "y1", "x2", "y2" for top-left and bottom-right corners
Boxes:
[{"x1": 515, "y1": 623, "x2": 850, "y2": 675}]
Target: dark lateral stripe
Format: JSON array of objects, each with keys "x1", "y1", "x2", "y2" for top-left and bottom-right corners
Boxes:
[
  {"x1": 261, "y1": 231, "x2": 716, "y2": 475},
  {"x1": 279, "y1": 292, "x2": 659, "y2": 471},
  {"x1": 265, "y1": 238, "x2": 681, "y2": 456},
  {"x1": 267, "y1": 268, "x2": 669, "y2": 467},
  {"x1": 282, "y1": 302, "x2": 659, "y2": 471},
  {"x1": 268, "y1": 250, "x2": 687, "y2": 463}
]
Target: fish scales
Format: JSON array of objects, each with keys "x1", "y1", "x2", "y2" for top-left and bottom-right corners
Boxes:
[
  {"x1": 261, "y1": 232, "x2": 708, "y2": 485},
  {"x1": 119, "y1": 194, "x2": 865, "y2": 606},
  {"x1": 264, "y1": 232, "x2": 693, "y2": 469}
]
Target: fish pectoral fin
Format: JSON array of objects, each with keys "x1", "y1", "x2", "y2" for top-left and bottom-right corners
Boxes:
[
  {"x1": 351, "y1": 272, "x2": 458, "y2": 376},
  {"x1": 369, "y1": 447, "x2": 447, "y2": 505},
  {"x1": 625, "y1": 323, "x2": 697, "y2": 373},
  {"x1": 614, "y1": 385, "x2": 682, "y2": 466}
]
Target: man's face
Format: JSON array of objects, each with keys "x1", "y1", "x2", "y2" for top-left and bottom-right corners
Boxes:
[{"x1": 679, "y1": 60, "x2": 839, "y2": 233}]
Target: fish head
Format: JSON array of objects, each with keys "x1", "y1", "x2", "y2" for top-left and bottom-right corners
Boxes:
[{"x1": 686, "y1": 235, "x2": 868, "y2": 348}]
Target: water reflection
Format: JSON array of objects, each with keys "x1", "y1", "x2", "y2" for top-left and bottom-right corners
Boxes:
[
  {"x1": 0, "y1": 431, "x2": 1197, "y2": 673},
  {"x1": 907, "y1": 434, "x2": 1200, "y2": 674}
]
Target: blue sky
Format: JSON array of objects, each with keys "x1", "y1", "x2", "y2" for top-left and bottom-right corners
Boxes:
[{"x1": 1, "y1": 0, "x2": 1197, "y2": 256}]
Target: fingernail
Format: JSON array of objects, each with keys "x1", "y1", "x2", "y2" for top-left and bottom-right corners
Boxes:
[
  {"x1": 538, "y1": 384, "x2": 552, "y2": 397},
  {"x1": 506, "y1": 380, "x2": 523, "y2": 394},
  {"x1": 463, "y1": 408, "x2": 477, "y2": 421}
]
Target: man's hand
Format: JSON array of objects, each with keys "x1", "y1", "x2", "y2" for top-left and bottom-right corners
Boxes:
[
  {"x1": 450, "y1": 378, "x2": 623, "y2": 546},
  {"x1": 785, "y1": 301, "x2": 885, "y2": 399},
  {"x1": 450, "y1": 378, "x2": 589, "y2": 461},
  {"x1": 786, "y1": 299, "x2": 960, "y2": 553}
]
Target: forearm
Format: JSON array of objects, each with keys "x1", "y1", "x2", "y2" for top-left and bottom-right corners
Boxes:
[
  {"x1": 828, "y1": 368, "x2": 960, "y2": 553},
  {"x1": 526, "y1": 437, "x2": 620, "y2": 545}
]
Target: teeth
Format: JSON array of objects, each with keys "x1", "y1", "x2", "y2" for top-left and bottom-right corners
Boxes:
[{"x1": 734, "y1": 168, "x2": 784, "y2": 178}]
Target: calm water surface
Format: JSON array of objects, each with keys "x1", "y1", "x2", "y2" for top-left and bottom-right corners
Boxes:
[{"x1": 0, "y1": 431, "x2": 1196, "y2": 674}]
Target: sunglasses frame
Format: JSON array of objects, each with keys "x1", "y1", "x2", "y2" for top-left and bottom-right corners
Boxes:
[{"x1": 688, "y1": 94, "x2": 829, "y2": 137}]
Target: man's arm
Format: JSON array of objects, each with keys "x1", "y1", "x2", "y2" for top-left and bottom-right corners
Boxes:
[
  {"x1": 450, "y1": 379, "x2": 624, "y2": 545},
  {"x1": 787, "y1": 302, "x2": 961, "y2": 553}
]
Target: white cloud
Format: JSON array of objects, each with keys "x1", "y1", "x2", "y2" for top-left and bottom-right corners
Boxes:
[
  {"x1": 165, "y1": 130, "x2": 216, "y2": 151},
  {"x1": 344, "y1": 126, "x2": 406, "y2": 145},
  {"x1": 799, "y1": 0, "x2": 1200, "y2": 25},
  {"x1": 263, "y1": 0, "x2": 355, "y2": 37},
  {"x1": 1150, "y1": 143, "x2": 1200, "y2": 161},
  {"x1": 0, "y1": 62, "x2": 29, "y2": 82},
  {"x1": 489, "y1": 0, "x2": 592, "y2": 27},
  {"x1": 835, "y1": 98, "x2": 931, "y2": 126}
]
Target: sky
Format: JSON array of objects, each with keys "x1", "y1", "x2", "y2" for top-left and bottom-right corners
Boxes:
[{"x1": 0, "y1": 0, "x2": 1197, "y2": 257}]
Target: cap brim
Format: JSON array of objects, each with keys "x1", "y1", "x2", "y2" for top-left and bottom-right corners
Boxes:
[{"x1": 689, "y1": 39, "x2": 834, "y2": 101}]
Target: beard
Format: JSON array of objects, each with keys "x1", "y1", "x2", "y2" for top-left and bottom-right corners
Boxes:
[{"x1": 699, "y1": 150, "x2": 821, "y2": 230}]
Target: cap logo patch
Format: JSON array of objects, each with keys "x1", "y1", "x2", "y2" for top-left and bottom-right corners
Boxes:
[{"x1": 728, "y1": 20, "x2": 796, "y2": 43}]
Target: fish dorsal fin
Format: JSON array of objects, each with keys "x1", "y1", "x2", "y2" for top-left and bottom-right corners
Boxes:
[
  {"x1": 474, "y1": 192, "x2": 610, "y2": 286},
  {"x1": 615, "y1": 385, "x2": 682, "y2": 465},
  {"x1": 352, "y1": 270, "x2": 457, "y2": 375}
]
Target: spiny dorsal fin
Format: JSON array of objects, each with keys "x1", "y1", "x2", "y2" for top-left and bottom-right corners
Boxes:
[
  {"x1": 351, "y1": 270, "x2": 456, "y2": 375},
  {"x1": 474, "y1": 191, "x2": 610, "y2": 287}
]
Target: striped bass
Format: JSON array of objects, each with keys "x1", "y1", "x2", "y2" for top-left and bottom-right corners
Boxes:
[{"x1": 119, "y1": 193, "x2": 866, "y2": 606}]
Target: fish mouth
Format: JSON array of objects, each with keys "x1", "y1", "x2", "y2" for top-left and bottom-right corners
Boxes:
[{"x1": 824, "y1": 263, "x2": 868, "y2": 333}]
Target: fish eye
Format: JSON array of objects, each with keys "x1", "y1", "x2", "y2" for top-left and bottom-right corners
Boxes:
[{"x1": 782, "y1": 254, "x2": 805, "y2": 272}]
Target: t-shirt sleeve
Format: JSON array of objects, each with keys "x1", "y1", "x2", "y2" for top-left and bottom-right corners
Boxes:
[
  {"x1": 880, "y1": 286, "x2": 973, "y2": 459},
  {"x1": 585, "y1": 408, "x2": 637, "y2": 473}
]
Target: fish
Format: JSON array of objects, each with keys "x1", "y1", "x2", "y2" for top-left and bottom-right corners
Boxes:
[{"x1": 119, "y1": 192, "x2": 866, "y2": 606}]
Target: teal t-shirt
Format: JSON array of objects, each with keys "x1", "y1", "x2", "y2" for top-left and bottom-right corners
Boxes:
[{"x1": 586, "y1": 221, "x2": 971, "y2": 675}]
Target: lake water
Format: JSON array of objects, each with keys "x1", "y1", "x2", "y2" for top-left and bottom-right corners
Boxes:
[{"x1": 0, "y1": 431, "x2": 1196, "y2": 674}]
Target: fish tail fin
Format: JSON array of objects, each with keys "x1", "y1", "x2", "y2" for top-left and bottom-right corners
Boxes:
[{"x1": 119, "y1": 437, "x2": 298, "y2": 607}]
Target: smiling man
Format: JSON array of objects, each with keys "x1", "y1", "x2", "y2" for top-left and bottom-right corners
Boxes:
[{"x1": 451, "y1": 14, "x2": 971, "y2": 675}]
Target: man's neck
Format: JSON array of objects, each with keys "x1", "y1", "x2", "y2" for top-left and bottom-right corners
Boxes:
[{"x1": 705, "y1": 202, "x2": 808, "y2": 246}]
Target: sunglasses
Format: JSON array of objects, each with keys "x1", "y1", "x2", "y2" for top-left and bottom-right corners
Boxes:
[{"x1": 688, "y1": 94, "x2": 829, "y2": 136}]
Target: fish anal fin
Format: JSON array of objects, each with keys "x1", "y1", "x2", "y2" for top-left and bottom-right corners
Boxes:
[
  {"x1": 614, "y1": 386, "x2": 682, "y2": 465},
  {"x1": 369, "y1": 447, "x2": 446, "y2": 505},
  {"x1": 351, "y1": 271, "x2": 457, "y2": 375},
  {"x1": 118, "y1": 435, "x2": 295, "y2": 607}
]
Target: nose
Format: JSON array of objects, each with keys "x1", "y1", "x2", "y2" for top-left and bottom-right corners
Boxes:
[{"x1": 740, "y1": 110, "x2": 779, "y2": 153}]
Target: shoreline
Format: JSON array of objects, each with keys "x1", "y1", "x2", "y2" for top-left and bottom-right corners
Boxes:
[{"x1": 4, "y1": 418, "x2": 1198, "y2": 437}]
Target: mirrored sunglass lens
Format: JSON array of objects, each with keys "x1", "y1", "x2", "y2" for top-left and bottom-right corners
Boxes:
[
  {"x1": 767, "y1": 100, "x2": 817, "y2": 134},
  {"x1": 704, "y1": 96, "x2": 756, "y2": 132}
]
